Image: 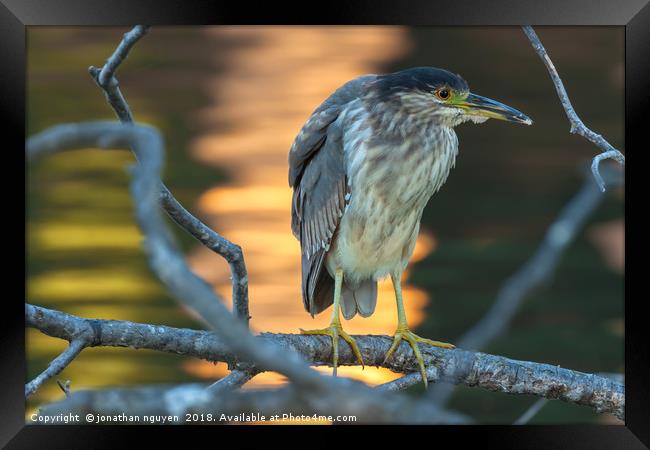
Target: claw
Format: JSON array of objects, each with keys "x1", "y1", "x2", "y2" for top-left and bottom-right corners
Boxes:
[
  {"x1": 301, "y1": 322, "x2": 364, "y2": 376},
  {"x1": 383, "y1": 326, "x2": 454, "y2": 389},
  {"x1": 382, "y1": 334, "x2": 402, "y2": 365}
]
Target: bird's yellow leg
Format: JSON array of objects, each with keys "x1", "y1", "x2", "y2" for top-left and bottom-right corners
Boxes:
[
  {"x1": 383, "y1": 272, "x2": 455, "y2": 388},
  {"x1": 300, "y1": 268, "x2": 364, "y2": 376}
]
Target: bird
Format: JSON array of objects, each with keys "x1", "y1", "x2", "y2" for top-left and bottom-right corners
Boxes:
[{"x1": 288, "y1": 67, "x2": 532, "y2": 386}]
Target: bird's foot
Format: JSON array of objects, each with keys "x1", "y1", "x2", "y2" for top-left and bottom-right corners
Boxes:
[
  {"x1": 300, "y1": 322, "x2": 364, "y2": 376},
  {"x1": 383, "y1": 326, "x2": 455, "y2": 389}
]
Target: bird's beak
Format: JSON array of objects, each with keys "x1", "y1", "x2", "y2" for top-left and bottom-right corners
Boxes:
[{"x1": 456, "y1": 93, "x2": 532, "y2": 125}]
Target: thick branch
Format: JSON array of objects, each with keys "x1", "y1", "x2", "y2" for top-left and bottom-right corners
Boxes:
[
  {"x1": 27, "y1": 303, "x2": 625, "y2": 419},
  {"x1": 522, "y1": 26, "x2": 625, "y2": 192},
  {"x1": 37, "y1": 381, "x2": 469, "y2": 425},
  {"x1": 88, "y1": 25, "x2": 249, "y2": 326}
]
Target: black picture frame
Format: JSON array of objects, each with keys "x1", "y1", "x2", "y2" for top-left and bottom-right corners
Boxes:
[{"x1": 3, "y1": 0, "x2": 647, "y2": 447}]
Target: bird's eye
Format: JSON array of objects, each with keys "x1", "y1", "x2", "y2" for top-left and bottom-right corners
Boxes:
[{"x1": 435, "y1": 88, "x2": 451, "y2": 100}]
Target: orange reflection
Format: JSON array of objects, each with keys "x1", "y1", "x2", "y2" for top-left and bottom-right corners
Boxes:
[
  {"x1": 182, "y1": 360, "x2": 230, "y2": 380},
  {"x1": 186, "y1": 27, "x2": 439, "y2": 387}
]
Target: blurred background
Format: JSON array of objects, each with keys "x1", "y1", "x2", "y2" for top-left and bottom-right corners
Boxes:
[{"x1": 27, "y1": 26, "x2": 624, "y2": 423}]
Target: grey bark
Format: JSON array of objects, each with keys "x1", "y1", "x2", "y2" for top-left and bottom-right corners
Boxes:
[
  {"x1": 27, "y1": 303, "x2": 625, "y2": 419},
  {"x1": 88, "y1": 25, "x2": 249, "y2": 327},
  {"x1": 522, "y1": 26, "x2": 625, "y2": 192},
  {"x1": 25, "y1": 25, "x2": 626, "y2": 424}
]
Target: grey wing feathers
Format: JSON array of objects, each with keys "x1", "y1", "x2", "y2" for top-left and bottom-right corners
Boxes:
[
  {"x1": 288, "y1": 75, "x2": 375, "y2": 189},
  {"x1": 293, "y1": 125, "x2": 347, "y2": 315},
  {"x1": 288, "y1": 75, "x2": 375, "y2": 316}
]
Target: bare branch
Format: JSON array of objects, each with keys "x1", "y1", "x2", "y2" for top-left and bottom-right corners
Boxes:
[
  {"x1": 27, "y1": 303, "x2": 625, "y2": 419},
  {"x1": 56, "y1": 380, "x2": 71, "y2": 397},
  {"x1": 591, "y1": 151, "x2": 625, "y2": 191},
  {"x1": 38, "y1": 382, "x2": 470, "y2": 424},
  {"x1": 457, "y1": 175, "x2": 615, "y2": 349},
  {"x1": 376, "y1": 367, "x2": 439, "y2": 392},
  {"x1": 29, "y1": 123, "x2": 480, "y2": 424},
  {"x1": 25, "y1": 339, "x2": 85, "y2": 398},
  {"x1": 599, "y1": 372, "x2": 625, "y2": 384},
  {"x1": 27, "y1": 119, "x2": 485, "y2": 423},
  {"x1": 207, "y1": 370, "x2": 257, "y2": 394},
  {"x1": 26, "y1": 27, "x2": 625, "y2": 424},
  {"x1": 27, "y1": 122, "x2": 323, "y2": 391},
  {"x1": 398, "y1": 168, "x2": 623, "y2": 403},
  {"x1": 514, "y1": 398, "x2": 548, "y2": 425},
  {"x1": 522, "y1": 26, "x2": 625, "y2": 192},
  {"x1": 97, "y1": 25, "x2": 151, "y2": 89},
  {"x1": 158, "y1": 189, "x2": 249, "y2": 327},
  {"x1": 88, "y1": 25, "x2": 249, "y2": 327},
  {"x1": 87, "y1": 26, "x2": 148, "y2": 124}
]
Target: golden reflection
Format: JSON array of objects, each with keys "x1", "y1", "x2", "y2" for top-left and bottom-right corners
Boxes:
[
  {"x1": 182, "y1": 360, "x2": 230, "y2": 379},
  {"x1": 29, "y1": 223, "x2": 143, "y2": 250},
  {"x1": 186, "y1": 27, "x2": 438, "y2": 387},
  {"x1": 242, "y1": 366, "x2": 402, "y2": 389},
  {"x1": 28, "y1": 268, "x2": 162, "y2": 301}
]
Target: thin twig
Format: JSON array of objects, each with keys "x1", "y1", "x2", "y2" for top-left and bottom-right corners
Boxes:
[
  {"x1": 88, "y1": 25, "x2": 249, "y2": 326},
  {"x1": 207, "y1": 370, "x2": 256, "y2": 393},
  {"x1": 514, "y1": 398, "x2": 548, "y2": 425},
  {"x1": 522, "y1": 26, "x2": 625, "y2": 192},
  {"x1": 456, "y1": 174, "x2": 619, "y2": 350},
  {"x1": 25, "y1": 339, "x2": 86, "y2": 398},
  {"x1": 87, "y1": 26, "x2": 149, "y2": 125},
  {"x1": 376, "y1": 367, "x2": 439, "y2": 392},
  {"x1": 97, "y1": 25, "x2": 151, "y2": 89},
  {"x1": 159, "y1": 189, "x2": 249, "y2": 327},
  {"x1": 56, "y1": 380, "x2": 72, "y2": 397}
]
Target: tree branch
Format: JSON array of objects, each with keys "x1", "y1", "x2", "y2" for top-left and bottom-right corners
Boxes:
[
  {"x1": 207, "y1": 370, "x2": 256, "y2": 394},
  {"x1": 158, "y1": 189, "x2": 249, "y2": 327},
  {"x1": 26, "y1": 27, "x2": 626, "y2": 424},
  {"x1": 26, "y1": 303, "x2": 625, "y2": 419},
  {"x1": 37, "y1": 381, "x2": 470, "y2": 424},
  {"x1": 27, "y1": 122, "x2": 480, "y2": 425},
  {"x1": 412, "y1": 27, "x2": 626, "y2": 405},
  {"x1": 88, "y1": 25, "x2": 249, "y2": 327},
  {"x1": 27, "y1": 122, "x2": 324, "y2": 392},
  {"x1": 25, "y1": 339, "x2": 86, "y2": 398},
  {"x1": 96, "y1": 26, "x2": 151, "y2": 90},
  {"x1": 376, "y1": 369, "x2": 438, "y2": 392},
  {"x1": 522, "y1": 26, "x2": 625, "y2": 192},
  {"x1": 426, "y1": 165, "x2": 623, "y2": 404}
]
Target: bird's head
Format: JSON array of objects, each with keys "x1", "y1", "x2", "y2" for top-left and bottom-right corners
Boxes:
[{"x1": 368, "y1": 67, "x2": 532, "y2": 129}]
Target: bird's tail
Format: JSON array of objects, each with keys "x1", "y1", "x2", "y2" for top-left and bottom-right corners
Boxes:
[{"x1": 341, "y1": 280, "x2": 377, "y2": 320}]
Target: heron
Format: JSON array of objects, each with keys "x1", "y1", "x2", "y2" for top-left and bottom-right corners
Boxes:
[{"x1": 288, "y1": 67, "x2": 531, "y2": 386}]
